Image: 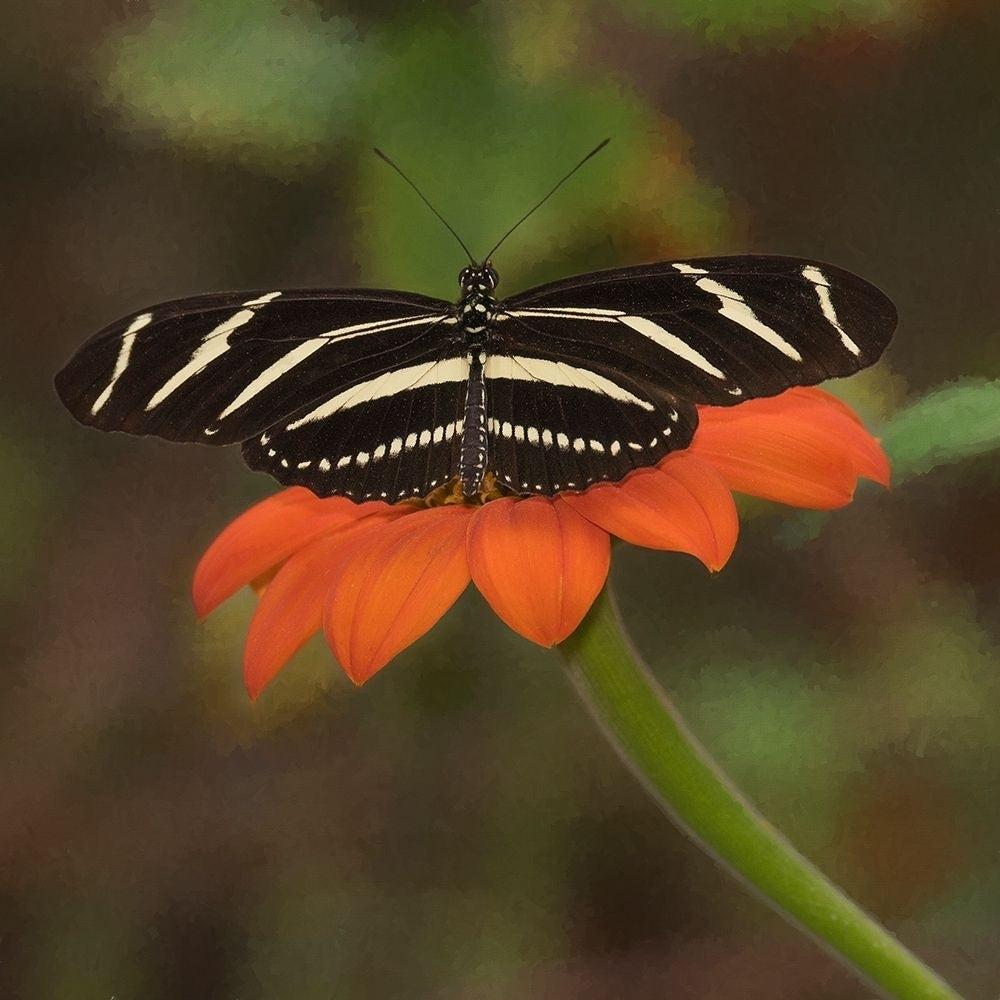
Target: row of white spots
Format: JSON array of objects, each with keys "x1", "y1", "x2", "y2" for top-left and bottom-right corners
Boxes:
[
  {"x1": 268, "y1": 421, "x2": 465, "y2": 477},
  {"x1": 485, "y1": 417, "x2": 669, "y2": 455},
  {"x1": 324, "y1": 478, "x2": 443, "y2": 501},
  {"x1": 497, "y1": 470, "x2": 582, "y2": 492},
  {"x1": 337, "y1": 476, "x2": 443, "y2": 502},
  {"x1": 490, "y1": 417, "x2": 680, "y2": 495},
  {"x1": 261, "y1": 425, "x2": 676, "y2": 499},
  {"x1": 486, "y1": 409, "x2": 677, "y2": 446}
]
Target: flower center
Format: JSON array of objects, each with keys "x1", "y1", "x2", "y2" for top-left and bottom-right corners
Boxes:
[{"x1": 417, "y1": 472, "x2": 511, "y2": 509}]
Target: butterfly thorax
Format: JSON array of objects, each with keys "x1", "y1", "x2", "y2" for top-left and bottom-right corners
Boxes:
[{"x1": 457, "y1": 263, "x2": 499, "y2": 336}]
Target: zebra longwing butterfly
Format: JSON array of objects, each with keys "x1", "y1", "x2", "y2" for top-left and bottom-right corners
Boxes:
[
  {"x1": 55, "y1": 146, "x2": 896, "y2": 502},
  {"x1": 55, "y1": 254, "x2": 896, "y2": 501}
]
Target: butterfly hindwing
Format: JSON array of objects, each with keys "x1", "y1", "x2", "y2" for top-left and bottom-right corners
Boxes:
[
  {"x1": 241, "y1": 352, "x2": 469, "y2": 500},
  {"x1": 502, "y1": 255, "x2": 896, "y2": 407},
  {"x1": 483, "y1": 333, "x2": 697, "y2": 494}
]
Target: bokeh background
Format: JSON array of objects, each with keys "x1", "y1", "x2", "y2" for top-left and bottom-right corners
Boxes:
[{"x1": 5, "y1": 1, "x2": 1000, "y2": 997}]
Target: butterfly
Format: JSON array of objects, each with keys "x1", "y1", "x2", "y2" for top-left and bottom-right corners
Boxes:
[{"x1": 55, "y1": 145, "x2": 897, "y2": 502}]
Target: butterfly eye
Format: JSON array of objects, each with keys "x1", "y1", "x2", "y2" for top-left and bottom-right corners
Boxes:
[
  {"x1": 459, "y1": 267, "x2": 475, "y2": 287},
  {"x1": 485, "y1": 264, "x2": 499, "y2": 290}
]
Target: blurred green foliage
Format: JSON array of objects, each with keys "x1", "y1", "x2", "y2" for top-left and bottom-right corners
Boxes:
[
  {"x1": 620, "y1": 0, "x2": 923, "y2": 45},
  {"x1": 97, "y1": 0, "x2": 368, "y2": 172},
  {"x1": 883, "y1": 379, "x2": 1000, "y2": 480}
]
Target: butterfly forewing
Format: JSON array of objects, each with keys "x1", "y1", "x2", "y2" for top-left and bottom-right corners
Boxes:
[
  {"x1": 55, "y1": 289, "x2": 454, "y2": 444},
  {"x1": 503, "y1": 255, "x2": 897, "y2": 407}
]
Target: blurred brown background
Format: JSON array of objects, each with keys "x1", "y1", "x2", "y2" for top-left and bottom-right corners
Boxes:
[{"x1": 4, "y1": 1, "x2": 999, "y2": 997}]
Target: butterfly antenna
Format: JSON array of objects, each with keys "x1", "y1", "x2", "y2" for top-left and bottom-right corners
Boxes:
[
  {"x1": 482, "y1": 137, "x2": 611, "y2": 263},
  {"x1": 373, "y1": 147, "x2": 476, "y2": 264}
]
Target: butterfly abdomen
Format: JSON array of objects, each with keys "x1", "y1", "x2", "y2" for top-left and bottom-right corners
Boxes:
[{"x1": 459, "y1": 347, "x2": 488, "y2": 495}]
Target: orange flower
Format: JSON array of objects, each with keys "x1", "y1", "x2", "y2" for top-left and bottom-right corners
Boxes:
[{"x1": 193, "y1": 387, "x2": 889, "y2": 696}]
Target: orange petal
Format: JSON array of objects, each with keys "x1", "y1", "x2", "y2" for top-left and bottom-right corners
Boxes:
[
  {"x1": 322, "y1": 505, "x2": 474, "y2": 685},
  {"x1": 242, "y1": 509, "x2": 406, "y2": 699},
  {"x1": 467, "y1": 497, "x2": 610, "y2": 647},
  {"x1": 242, "y1": 537, "x2": 339, "y2": 700},
  {"x1": 691, "y1": 387, "x2": 890, "y2": 510},
  {"x1": 192, "y1": 487, "x2": 390, "y2": 617},
  {"x1": 563, "y1": 454, "x2": 738, "y2": 571}
]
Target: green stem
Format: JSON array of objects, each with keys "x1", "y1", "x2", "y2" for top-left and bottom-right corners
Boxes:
[{"x1": 559, "y1": 588, "x2": 964, "y2": 1000}]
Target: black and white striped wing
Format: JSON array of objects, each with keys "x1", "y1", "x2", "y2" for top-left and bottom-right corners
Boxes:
[
  {"x1": 502, "y1": 255, "x2": 897, "y2": 407},
  {"x1": 55, "y1": 288, "x2": 464, "y2": 498},
  {"x1": 241, "y1": 352, "x2": 470, "y2": 500},
  {"x1": 484, "y1": 255, "x2": 896, "y2": 494},
  {"x1": 482, "y1": 345, "x2": 696, "y2": 494}
]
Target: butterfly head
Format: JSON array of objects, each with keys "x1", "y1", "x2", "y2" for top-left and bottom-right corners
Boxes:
[{"x1": 459, "y1": 263, "x2": 499, "y2": 295}]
